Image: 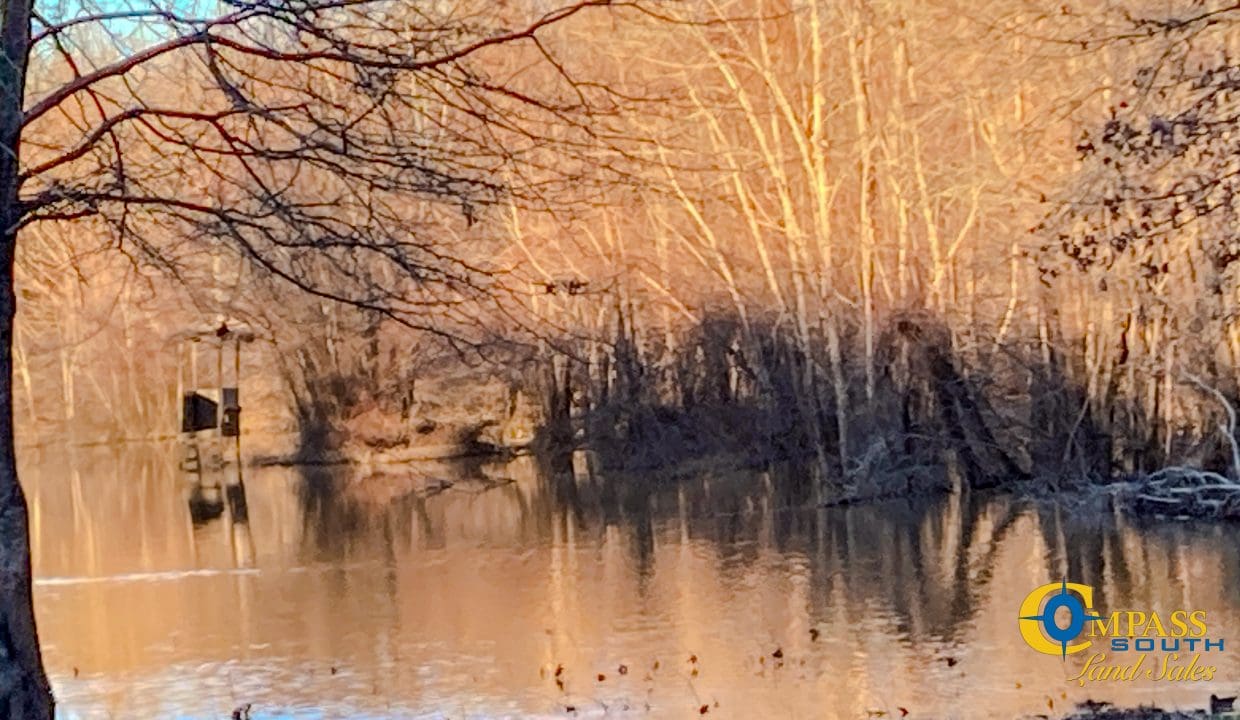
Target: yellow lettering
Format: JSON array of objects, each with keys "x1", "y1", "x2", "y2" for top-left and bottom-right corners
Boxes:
[
  {"x1": 1072, "y1": 653, "x2": 1146, "y2": 686},
  {"x1": 1090, "y1": 612, "x2": 1122, "y2": 638},
  {"x1": 1190, "y1": 610, "x2": 1208, "y2": 637},
  {"x1": 1169, "y1": 610, "x2": 1189, "y2": 637},
  {"x1": 1155, "y1": 653, "x2": 1175, "y2": 680},
  {"x1": 1154, "y1": 653, "x2": 1214, "y2": 682}
]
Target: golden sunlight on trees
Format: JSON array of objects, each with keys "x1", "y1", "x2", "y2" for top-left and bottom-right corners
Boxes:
[
  {"x1": 8, "y1": 0, "x2": 1240, "y2": 716},
  {"x1": 504, "y1": 0, "x2": 1091, "y2": 490},
  {"x1": 0, "y1": 1, "x2": 646, "y2": 715}
]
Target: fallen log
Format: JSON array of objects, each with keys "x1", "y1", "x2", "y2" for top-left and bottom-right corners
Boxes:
[{"x1": 1117, "y1": 466, "x2": 1240, "y2": 521}]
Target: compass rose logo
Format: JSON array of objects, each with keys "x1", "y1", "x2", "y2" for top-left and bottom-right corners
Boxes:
[{"x1": 1018, "y1": 580, "x2": 1103, "y2": 657}]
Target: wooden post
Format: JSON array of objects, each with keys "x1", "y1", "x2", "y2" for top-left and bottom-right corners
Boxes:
[
  {"x1": 175, "y1": 340, "x2": 183, "y2": 433},
  {"x1": 216, "y1": 339, "x2": 223, "y2": 396},
  {"x1": 234, "y1": 336, "x2": 242, "y2": 459},
  {"x1": 190, "y1": 340, "x2": 198, "y2": 392}
]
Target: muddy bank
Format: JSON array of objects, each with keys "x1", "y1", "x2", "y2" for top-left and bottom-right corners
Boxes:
[{"x1": 248, "y1": 362, "x2": 540, "y2": 466}]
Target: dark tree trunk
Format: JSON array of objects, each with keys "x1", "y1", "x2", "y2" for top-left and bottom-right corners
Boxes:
[
  {"x1": 0, "y1": 0, "x2": 54, "y2": 717},
  {"x1": 0, "y1": 240, "x2": 50, "y2": 719}
]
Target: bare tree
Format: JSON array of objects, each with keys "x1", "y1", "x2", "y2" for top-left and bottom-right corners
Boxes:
[
  {"x1": 0, "y1": 0, "x2": 638, "y2": 715},
  {"x1": 1038, "y1": 3, "x2": 1240, "y2": 473}
]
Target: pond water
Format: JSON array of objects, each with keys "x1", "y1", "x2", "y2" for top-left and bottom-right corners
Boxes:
[{"x1": 24, "y1": 445, "x2": 1240, "y2": 719}]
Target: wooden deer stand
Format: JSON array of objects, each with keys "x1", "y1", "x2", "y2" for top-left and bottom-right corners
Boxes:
[{"x1": 173, "y1": 322, "x2": 256, "y2": 544}]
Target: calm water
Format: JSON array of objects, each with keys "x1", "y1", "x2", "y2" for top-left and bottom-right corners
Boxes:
[{"x1": 23, "y1": 445, "x2": 1240, "y2": 719}]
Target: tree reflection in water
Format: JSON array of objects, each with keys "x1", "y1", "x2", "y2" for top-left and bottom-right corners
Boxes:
[{"x1": 20, "y1": 444, "x2": 1240, "y2": 719}]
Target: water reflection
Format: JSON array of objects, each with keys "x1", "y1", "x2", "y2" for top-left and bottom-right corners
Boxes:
[
  {"x1": 182, "y1": 441, "x2": 255, "y2": 573},
  {"x1": 22, "y1": 444, "x2": 1240, "y2": 719}
]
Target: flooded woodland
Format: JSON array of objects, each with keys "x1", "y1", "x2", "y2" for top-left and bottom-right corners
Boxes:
[
  {"x1": 6, "y1": 0, "x2": 1240, "y2": 718},
  {"x1": 23, "y1": 446, "x2": 1240, "y2": 719}
]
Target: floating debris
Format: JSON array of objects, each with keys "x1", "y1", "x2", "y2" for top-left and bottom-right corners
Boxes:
[{"x1": 1120, "y1": 467, "x2": 1240, "y2": 521}]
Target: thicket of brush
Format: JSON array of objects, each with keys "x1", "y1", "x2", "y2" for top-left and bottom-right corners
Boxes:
[{"x1": 530, "y1": 301, "x2": 1240, "y2": 501}]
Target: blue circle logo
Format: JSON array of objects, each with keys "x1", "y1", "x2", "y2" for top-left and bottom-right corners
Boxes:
[{"x1": 1019, "y1": 580, "x2": 1103, "y2": 657}]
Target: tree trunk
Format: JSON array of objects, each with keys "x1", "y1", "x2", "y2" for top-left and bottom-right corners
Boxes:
[
  {"x1": 847, "y1": 0, "x2": 876, "y2": 404},
  {"x1": 0, "y1": 300, "x2": 49, "y2": 715},
  {"x1": 0, "y1": 0, "x2": 54, "y2": 716}
]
